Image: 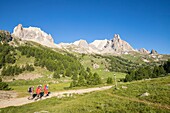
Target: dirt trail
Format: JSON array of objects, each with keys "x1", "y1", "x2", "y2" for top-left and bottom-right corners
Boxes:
[
  {"x1": 0, "y1": 86, "x2": 112, "y2": 108},
  {"x1": 108, "y1": 93, "x2": 170, "y2": 110}
]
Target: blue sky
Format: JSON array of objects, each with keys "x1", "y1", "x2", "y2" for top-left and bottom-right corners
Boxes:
[{"x1": 0, "y1": 0, "x2": 170, "y2": 54}]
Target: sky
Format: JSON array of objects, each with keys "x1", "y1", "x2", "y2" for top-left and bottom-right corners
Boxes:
[{"x1": 0, "y1": 0, "x2": 170, "y2": 54}]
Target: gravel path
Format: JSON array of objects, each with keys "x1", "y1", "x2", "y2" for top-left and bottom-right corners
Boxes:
[{"x1": 0, "y1": 86, "x2": 113, "y2": 108}]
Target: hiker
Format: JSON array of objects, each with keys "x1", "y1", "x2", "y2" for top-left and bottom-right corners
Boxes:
[
  {"x1": 28, "y1": 86, "x2": 34, "y2": 100},
  {"x1": 39, "y1": 84, "x2": 43, "y2": 98},
  {"x1": 44, "y1": 84, "x2": 49, "y2": 97},
  {"x1": 36, "y1": 85, "x2": 41, "y2": 99}
]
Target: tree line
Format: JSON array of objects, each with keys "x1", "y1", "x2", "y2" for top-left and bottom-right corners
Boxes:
[
  {"x1": 17, "y1": 46, "x2": 83, "y2": 77},
  {"x1": 94, "y1": 54, "x2": 141, "y2": 73},
  {"x1": 70, "y1": 67, "x2": 102, "y2": 87},
  {"x1": 1, "y1": 64, "x2": 34, "y2": 76},
  {"x1": 0, "y1": 43, "x2": 16, "y2": 69},
  {"x1": 124, "y1": 59, "x2": 170, "y2": 82}
]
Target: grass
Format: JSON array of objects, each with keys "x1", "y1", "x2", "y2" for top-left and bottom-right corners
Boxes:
[
  {"x1": 5, "y1": 53, "x2": 126, "y2": 98},
  {"x1": 15, "y1": 51, "x2": 35, "y2": 66},
  {"x1": 7, "y1": 72, "x2": 72, "y2": 97},
  {"x1": 80, "y1": 54, "x2": 126, "y2": 83},
  {"x1": 1, "y1": 76, "x2": 170, "y2": 113},
  {"x1": 6, "y1": 65, "x2": 71, "y2": 97},
  {"x1": 121, "y1": 53, "x2": 143, "y2": 64},
  {"x1": 10, "y1": 82, "x2": 70, "y2": 97},
  {"x1": 113, "y1": 76, "x2": 170, "y2": 106}
]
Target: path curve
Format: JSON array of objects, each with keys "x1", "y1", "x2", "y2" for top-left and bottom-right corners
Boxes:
[{"x1": 0, "y1": 86, "x2": 113, "y2": 108}]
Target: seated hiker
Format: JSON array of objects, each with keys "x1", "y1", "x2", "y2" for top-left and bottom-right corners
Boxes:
[{"x1": 28, "y1": 86, "x2": 34, "y2": 100}]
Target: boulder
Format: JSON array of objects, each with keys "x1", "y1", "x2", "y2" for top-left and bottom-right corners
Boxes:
[
  {"x1": 121, "y1": 86, "x2": 128, "y2": 89},
  {"x1": 140, "y1": 92, "x2": 150, "y2": 97}
]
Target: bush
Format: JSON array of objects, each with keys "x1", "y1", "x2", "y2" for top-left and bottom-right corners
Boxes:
[
  {"x1": 107, "y1": 77, "x2": 113, "y2": 84},
  {"x1": 53, "y1": 71, "x2": 61, "y2": 79},
  {"x1": 0, "y1": 82, "x2": 10, "y2": 90}
]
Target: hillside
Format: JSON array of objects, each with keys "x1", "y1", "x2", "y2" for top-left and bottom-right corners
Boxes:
[
  {"x1": 1, "y1": 76, "x2": 169, "y2": 113},
  {"x1": 0, "y1": 31, "x2": 127, "y2": 98},
  {"x1": 0, "y1": 27, "x2": 170, "y2": 113}
]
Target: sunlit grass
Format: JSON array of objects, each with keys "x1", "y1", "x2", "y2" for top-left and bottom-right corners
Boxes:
[{"x1": 1, "y1": 76, "x2": 170, "y2": 113}]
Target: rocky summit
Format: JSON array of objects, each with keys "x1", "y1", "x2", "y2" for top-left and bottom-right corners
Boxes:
[
  {"x1": 12, "y1": 24, "x2": 56, "y2": 48},
  {"x1": 139, "y1": 48, "x2": 150, "y2": 54},
  {"x1": 150, "y1": 49, "x2": 158, "y2": 54},
  {"x1": 58, "y1": 34, "x2": 136, "y2": 55},
  {"x1": 11, "y1": 24, "x2": 156, "y2": 55}
]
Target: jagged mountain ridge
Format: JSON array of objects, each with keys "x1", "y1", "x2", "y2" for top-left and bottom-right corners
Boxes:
[
  {"x1": 12, "y1": 24, "x2": 154, "y2": 55},
  {"x1": 12, "y1": 24, "x2": 56, "y2": 48},
  {"x1": 58, "y1": 34, "x2": 137, "y2": 55}
]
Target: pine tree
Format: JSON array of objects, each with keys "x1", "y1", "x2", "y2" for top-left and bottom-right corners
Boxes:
[{"x1": 93, "y1": 72, "x2": 102, "y2": 85}]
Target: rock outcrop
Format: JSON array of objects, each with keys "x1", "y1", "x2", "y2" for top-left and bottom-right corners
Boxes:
[
  {"x1": 98, "y1": 34, "x2": 135, "y2": 54},
  {"x1": 0, "y1": 30, "x2": 12, "y2": 43},
  {"x1": 139, "y1": 48, "x2": 150, "y2": 54},
  {"x1": 150, "y1": 49, "x2": 158, "y2": 54},
  {"x1": 12, "y1": 24, "x2": 56, "y2": 48},
  {"x1": 73, "y1": 40, "x2": 89, "y2": 49}
]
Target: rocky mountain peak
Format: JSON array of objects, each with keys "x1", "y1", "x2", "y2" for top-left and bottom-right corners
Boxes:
[
  {"x1": 150, "y1": 49, "x2": 158, "y2": 54},
  {"x1": 90, "y1": 39, "x2": 108, "y2": 50},
  {"x1": 139, "y1": 48, "x2": 150, "y2": 54},
  {"x1": 111, "y1": 34, "x2": 134, "y2": 53},
  {"x1": 15, "y1": 24, "x2": 23, "y2": 31},
  {"x1": 73, "y1": 39, "x2": 89, "y2": 48},
  {"x1": 114, "y1": 34, "x2": 121, "y2": 40},
  {"x1": 12, "y1": 24, "x2": 56, "y2": 48}
]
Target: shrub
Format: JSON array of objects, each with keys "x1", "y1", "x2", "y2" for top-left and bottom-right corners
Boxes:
[
  {"x1": 107, "y1": 77, "x2": 113, "y2": 84},
  {"x1": 53, "y1": 71, "x2": 61, "y2": 79},
  {"x1": 0, "y1": 82, "x2": 10, "y2": 90}
]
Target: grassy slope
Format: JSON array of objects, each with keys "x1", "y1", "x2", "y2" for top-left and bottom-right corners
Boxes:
[
  {"x1": 1, "y1": 76, "x2": 169, "y2": 113},
  {"x1": 80, "y1": 54, "x2": 126, "y2": 82},
  {"x1": 122, "y1": 53, "x2": 170, "y2": 64},
  {"x1": 113, "y1": 76, "x2": 170, "y2": 106},
  {"x1": 6, "y1": 51, "x2": 126, "y2": 98},
  {"x1": 4, "y1": 50, "x2": 71, "y2": 97}
]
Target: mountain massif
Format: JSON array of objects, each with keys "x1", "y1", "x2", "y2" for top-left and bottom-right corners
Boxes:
[
  {"x1": 12, "y1": 24, "x2": 156, "y2": 55},
  {"x1": 12, "y1": 24, "x2": 56, "y2": 48}
]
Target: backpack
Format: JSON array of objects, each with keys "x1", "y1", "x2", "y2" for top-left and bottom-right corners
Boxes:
[
  {"x1": 28, "y1": 87, "x2": 32, "y2": 92},
  {"x1": 46, "y1": 86, "x2": 48, "y2": 89}
]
